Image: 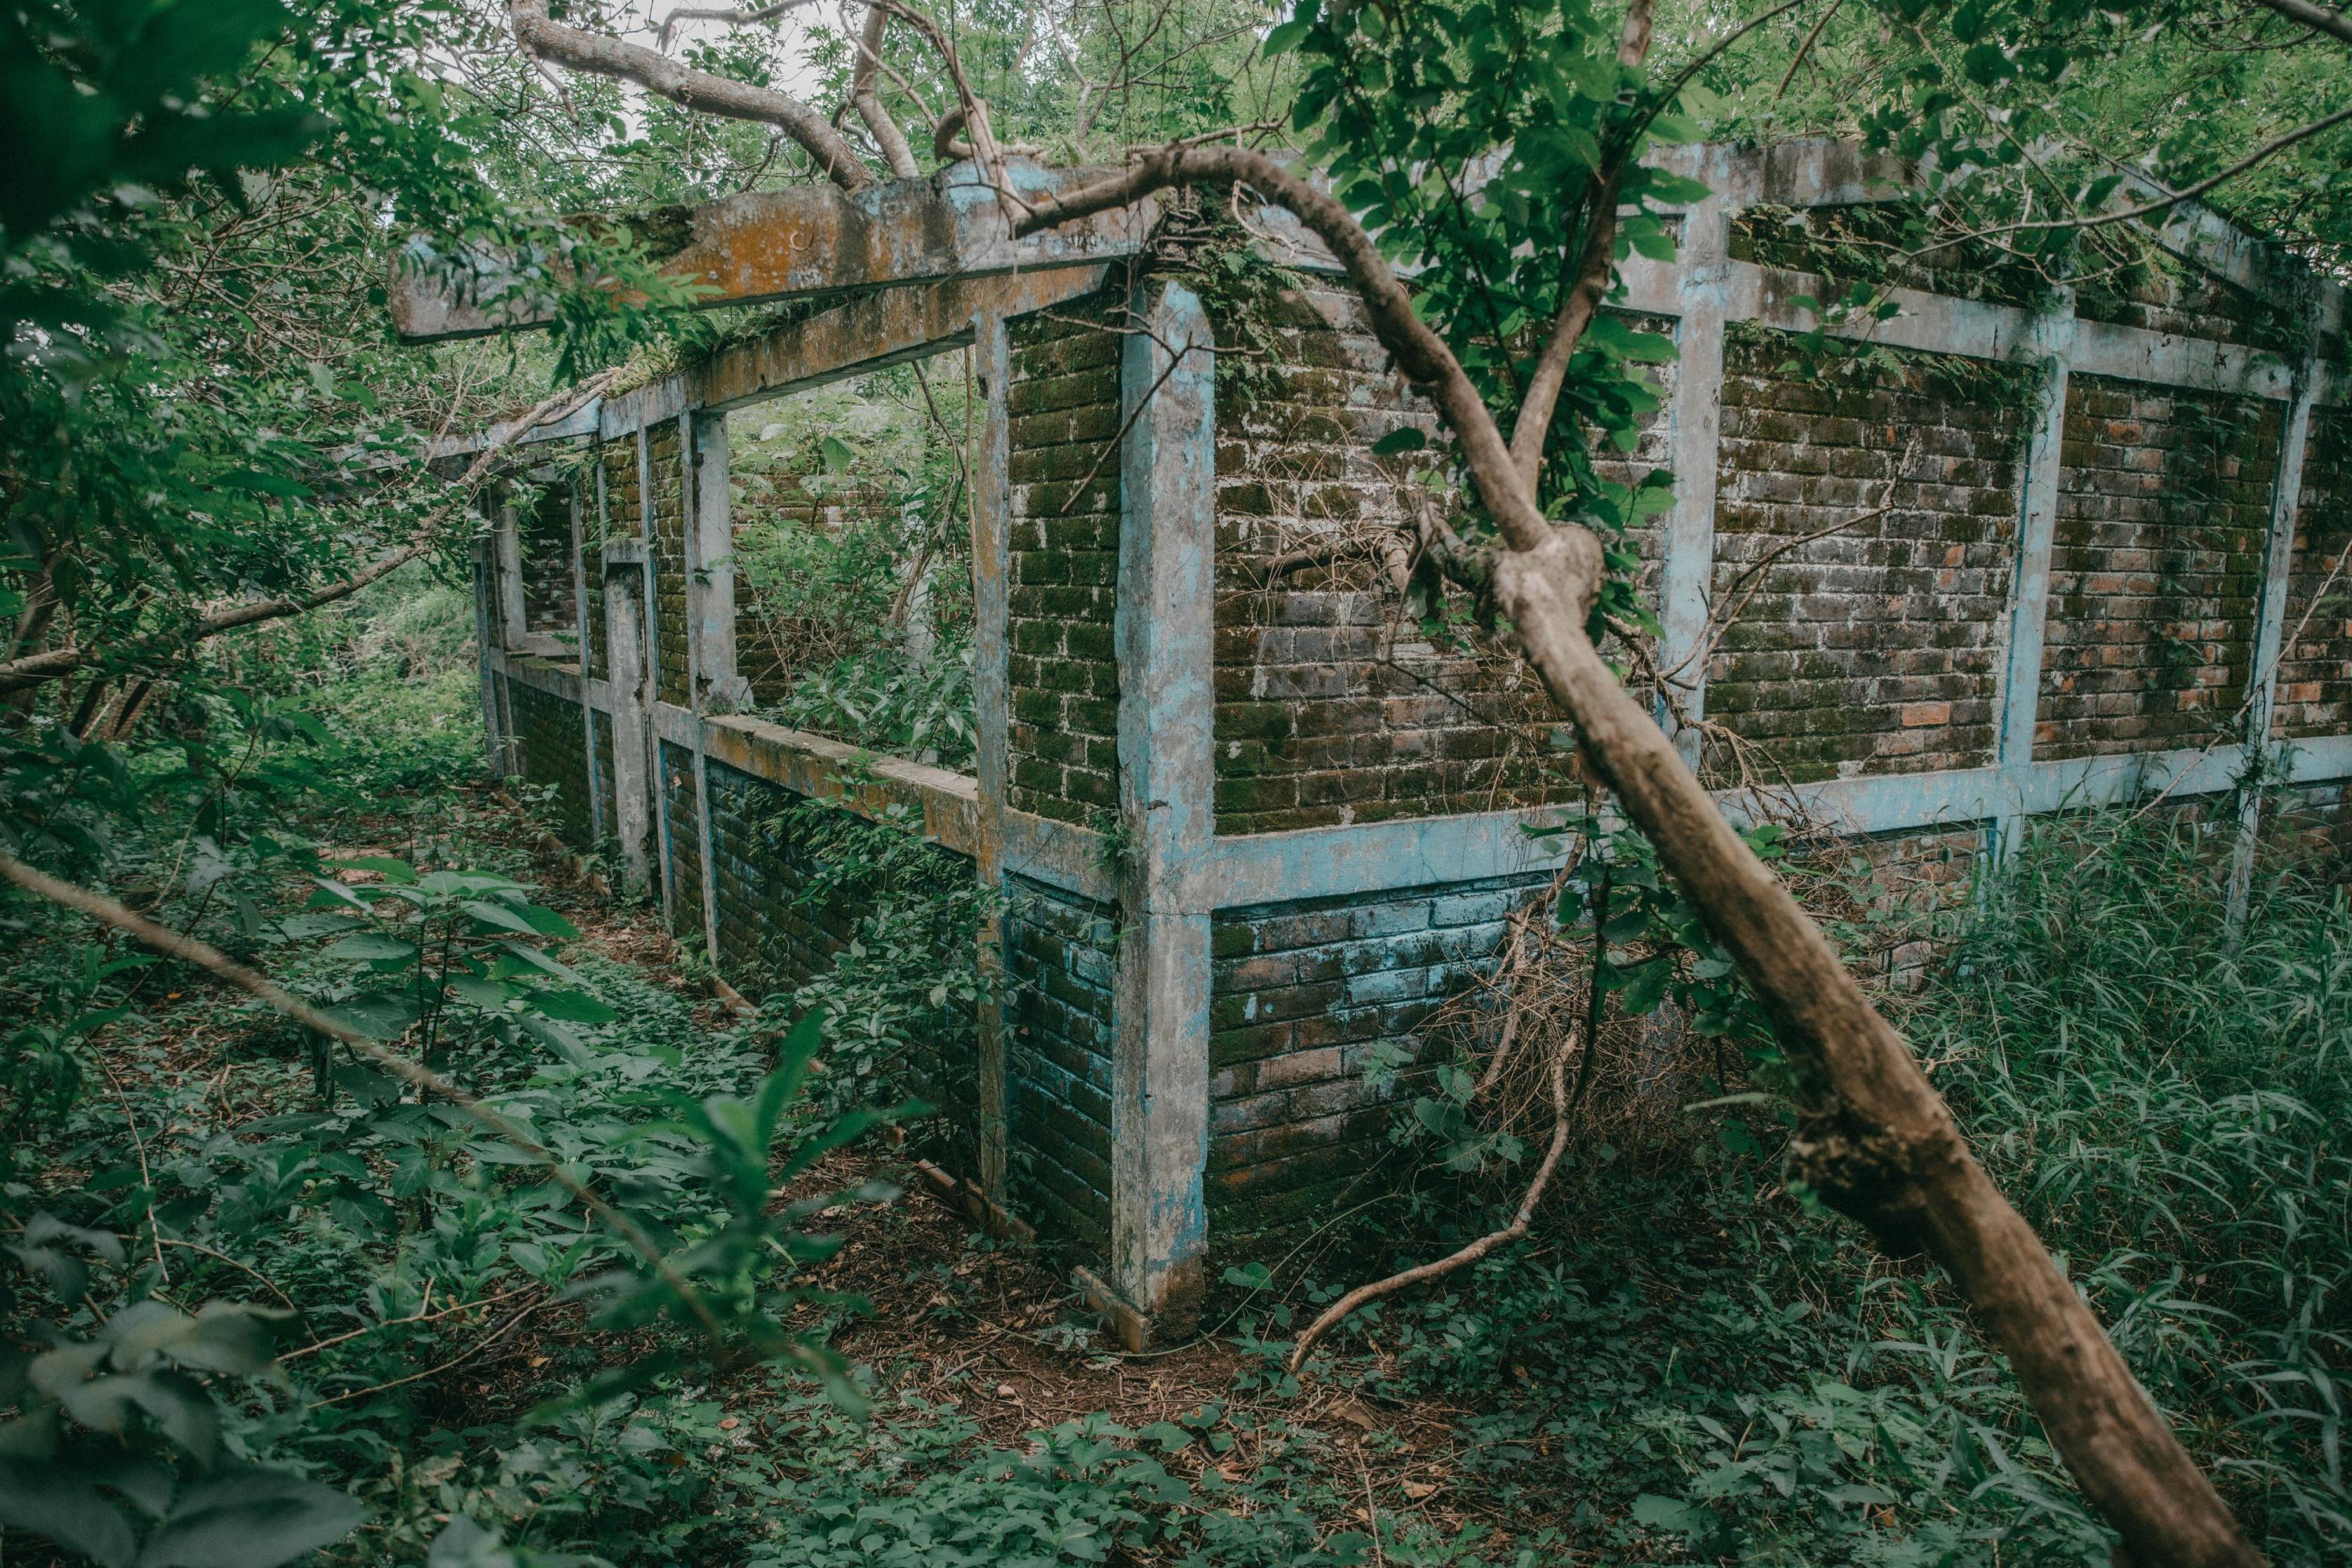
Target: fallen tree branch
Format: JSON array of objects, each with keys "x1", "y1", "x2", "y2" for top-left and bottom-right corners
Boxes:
[
  {"x1": 1289, "y1": 1014, "x2": 1577, "y2": 1370},
  {"x1": 0, "y1": 370, "x2": 618, "y2": 699},
  {"x1": 508, "y1": 0, "x2": 875, "y2": 192}
]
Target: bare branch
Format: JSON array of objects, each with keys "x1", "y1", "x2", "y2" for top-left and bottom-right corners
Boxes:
[
  {"x1": 848, "y1": 2, "x2": 922, "y2": 178},
  {"x1": 2250, "y1": 0, "x2": 2352, "y2": 48},
  {"x1": 507, "y1": 0, "x2": 876, "y2": 193},
  {"x1": 655, "y1": 0, "x2": 822, "y2": 50}
]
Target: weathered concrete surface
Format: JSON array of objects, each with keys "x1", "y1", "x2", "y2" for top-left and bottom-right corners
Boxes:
[{"x1": 390, "y1": 160, "x2": 1149, "y2": 342}]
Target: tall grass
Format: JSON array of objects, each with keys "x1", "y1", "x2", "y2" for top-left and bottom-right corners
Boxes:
[
  {"x1": 1308, "y1": 811, "x2": 2352, "y2": 1563},
  {"x1": 1911, "y1": 814, "x2": 2352, "y2": 1552}
]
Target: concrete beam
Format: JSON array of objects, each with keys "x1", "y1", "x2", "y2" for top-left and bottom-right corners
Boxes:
[
  {"x1": 390, "y1": 161, "x2": 1150, "y2": 343},
  {"x1": 971, "y1": 310, "x2": 1013, "y2": 1206}
]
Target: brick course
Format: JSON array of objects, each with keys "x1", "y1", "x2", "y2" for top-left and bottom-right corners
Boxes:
[
  {"x1": 648, "y1": 422, "x2": 691, "y2": 708},
  {"x1": 659, "y1": 740, "x2": 706, "y2": 943},
  {"x1": 1704, "y1": 334, "x2": 2028, "y2": 782},
  {"x1": 1004, "y1": 875, "x2": 1116, "y2": 1254},
  {"x1": 2040, "y1": 376, "x2": 2281, "y2": 758},
  {"x1": 1207, "y1": 873, "x2": 1550, "y2": 1239},
  {"x1": 1209, "y1": 287, "x2": 1665, "y2": 833},
  {"x1": 1007, "y1": 297, "x2": 1123, "y2": 826},
  {"x1": 508, "y1": 680, "x2": 593, "y2": 848}
]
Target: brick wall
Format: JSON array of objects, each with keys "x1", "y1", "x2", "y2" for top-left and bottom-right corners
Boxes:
[
  {"x1": 702, "y1": 759, "x2": 979, "y2": 1172},
  {"x1": 1211, "y1": 285, "x2": 1641, "y2": 833},
  {"x1": 1704, "y1": 334, "x2": 2029, "y2": 782},
  {"x1": 509, "y1": 680, "x2": 593, "y2": 848},
  {"x1": 2039, "y1": 377, "x2": 2281, "y2": 758},
  {"x1": 2274, "y1": 408, "x2": 2351, "y2": 739},
  {"x1": 1007, "y1": 296, "x2": 1123, "y2": 826},
  {"x1": 1004, "y1": 875, "x2": 1116, "y2": 1255},
  {"x1": 592, "y1": 715, "x2": 615, "y2": 840},
  {"x1": 648, "y1": 421, "x2": 691, "y2": 708},
  {"x1": 1207, "y1": 873, "x2": 1548, "y2": 1240},
  {"x1": 660, "y1": 740, "x2": 705, "y2": 943}
]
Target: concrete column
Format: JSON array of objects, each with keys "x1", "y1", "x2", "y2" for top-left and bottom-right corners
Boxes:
[
  {"x1": 570, "y1": 474, "x2": 606, "y2": 841},
  {"x1": 601, "y1": 541, "x2": 655, "y2": 891},
  {"x1": 971, "y1": 314, "x2": 1014, "y2": 1207},
  {"x1": 689, "y1": 409, "x2": 749, "y2": 713},
  {"x1": 494, "y1": 487, "x2": 528, "y2": 648},
  {"x1": 635, "y1": 427, "x2": 678, "y2": 926},
  {"x1": 1100, "y1": 278, "x2": 1216, "y2": 1341},
  {"x1": 470, "y1": 537, "x2": 510, "y2": 775},
  {"x1": 1991, "y1": 292, "x2": 2077, "y2": 861},
  {"x1": 2228, "y1": 321, "x2": 2323, "y2": 923},
  {"x1": 680, "y1": 411, "x2": 724, "y2": 966},
  {"x1": 1655, "y1": 182, "x2": 1732, "y2": 769}
]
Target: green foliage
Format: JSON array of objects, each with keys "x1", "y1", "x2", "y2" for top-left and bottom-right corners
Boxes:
[{"x1": 1287, "y1": 812, "x2": 2352, "y2": 1564}]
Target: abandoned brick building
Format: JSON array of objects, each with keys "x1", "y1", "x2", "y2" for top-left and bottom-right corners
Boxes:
[{"x1": 400, "y1": 140, "x2": 2351, "y2": 1346}]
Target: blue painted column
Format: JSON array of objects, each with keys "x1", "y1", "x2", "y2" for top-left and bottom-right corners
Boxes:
[
  {"x1": 1990, "y1": 292, "x2": 2075, "y2": 862},
  {"x1": 2228, "y1": 310, "x2": 2324, "y2": 924},
  {"x1": 1655, "y1": 174, "x2": 1732, "y2": 768},
  {"x1": 1096, "y1": 278, "x2": 1216, "y2": 1345},
  {"x1": 971, "y1": 311, "x2": 1014, "y2": 1209}
]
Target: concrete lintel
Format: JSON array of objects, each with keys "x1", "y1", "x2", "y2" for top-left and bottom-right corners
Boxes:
[
  {"x1": 1210, "y1": 806, "x2": 1577, "y2": 909},
  {"x1": 1108, "y1": 278, "x2": 1216, "y2": 1326},
  {"x1": 502, "y1": 656, "x2": 585, "y2": 703},
  {"x1": 1002, "y1": 809, "x2": 1117, "y2": 904},
  {"x1": 390, "y1": 160, "x2": 1149, "y2": 343},
  {"x1": 699, "y1": 711, "x2": 982, "y2": 852}
]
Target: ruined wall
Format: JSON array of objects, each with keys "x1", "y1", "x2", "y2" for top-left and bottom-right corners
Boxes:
[
  {"x1": 2040, "y1": 378, "x2": 2281, "y2": 759},
  {"x1": 508, "y1": 679, "x2": 593, "y2": 848},
  {"x1": 702, "y1": 758, "x2": 979, "y2": 1171},
  {"x1": 1006, "y1": 297, "x2": 1123, "y2": 826},
  {"x1": 659, "y1": 740, "x2": 704, "y2": 943},
  {"x1": 648, "y1": 422, "x2": 691, "y2": 708},
  {"x1": 1207, "y1": 873, "x2": 1547, "y2": 1240},
  {"x1": 1210, "y1": 286, "x2": 1644, "y2": 833},
  {"x1": 1704, "y1": 336, "x2": 2030, "y2": 782},
  {"x1": 1004, "y1": 876, "x2": 1117, "y2": 1255},
  {"x1": 2275, "y1": 408, "x2": 2352, "y2": 740}
]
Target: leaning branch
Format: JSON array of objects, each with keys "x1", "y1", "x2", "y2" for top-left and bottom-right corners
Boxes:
[
  {"x1": 508, "y1": 0, "x2": 875, "y2": 193},
  {"x1": 2251, "y1": 0, "x2": 2352, "y2": 48},
  {"x1": 0, "y1": 371, "x2": 619, "y2": 699}
]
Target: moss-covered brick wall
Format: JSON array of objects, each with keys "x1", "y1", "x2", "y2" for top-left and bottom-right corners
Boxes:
[
  {"x1": 1704, "y1": 335, "x2": 2029, "y2": 782},
  {"x1": 1007, "y1": 296, "x2": 1123, "y2": 826},
  {"x1": 659, "y1": 740, "x2": 705, "y2": 943},
  {"x1": 1211, "y1": 285, "x2": 1642, "y2": 833},
  {"x1": 2275, "y1": 409, "x2": 2351, "y2": 739},
  {"x1": 508, "y1": 680, "x2": 593, "y2": 848},
  {"x1": 586, "y1": 436, "x2": 642, "y2": 681},
  {"x1": 1206, "y1": 873, "x2": 1547, "y2": 1240},
  {"x1": 592, "y1": 717, "x2": 615, "y2": 837},
  {"x1": 520, "y1": 485, "x2": 576, "y2": 639},
  {"x1": 2040, "y1": 376, "x2": 2281, "y2": 758},
  {"x1": 648, "y1": 421, "x2": 691, "y2": 708},
  {"x1": 702, "y1": 758, "x2": 979, "y2": 1174},
  {"x1": 1004, "y1": 875, "x2": 1116, "y2": 1257}
]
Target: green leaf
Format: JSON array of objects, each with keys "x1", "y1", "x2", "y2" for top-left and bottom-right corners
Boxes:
[
  {"x1": 528, "y1": 988, "x2": 617, "y2": 1025},
  {"x1": 0, "y1": 1460, "x2": 139, "y2": 1568},
  {"x1": 136, "y1": 1466, "x2": 364, "y2": 1568},
  {"x1": 322, "y1": 933, "x2": 419, "y2": 965},
  {"x1": 318, "y1": 994, "x2": 421, "y2": 1042},
  {"x1": 461, "y1": 900, "x2": 543, "y2": 936},
  {"x1": 1369, "y1": 426, "x2": 1427, "y2": 456},
  {"x1": 1261, "y1": 19, "x2": 1310, "y2": 56}
]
